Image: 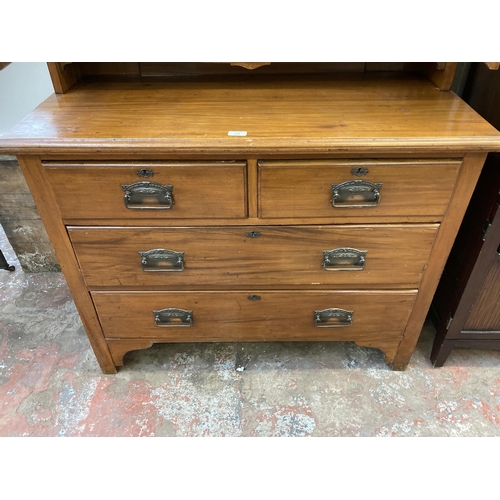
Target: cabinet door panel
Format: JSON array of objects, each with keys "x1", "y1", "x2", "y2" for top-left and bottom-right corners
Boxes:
[{"x1": 464, "y1": 256, "x2": 500, "y2": 331}]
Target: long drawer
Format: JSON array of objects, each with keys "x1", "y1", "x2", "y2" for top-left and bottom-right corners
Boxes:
[
  {"x1": 259, "y1": 159, "x2": 461, "y2": 219},
  {"x1": 44, "y1": 161, "x2": 247, "y2": 220},
  {"x1": 92, "y1": 290, "x2": 417, "y2": 342},
  {"x1": 69, "y1": 225, "x2": 438, "y2": 288}
]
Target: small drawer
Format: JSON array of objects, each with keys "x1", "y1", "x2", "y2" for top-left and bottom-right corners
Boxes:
[
  {"x1": 92, "y1": 290, "x2": 417, "y2": 342},
  {"x1": 258, "y1": 159, "x2": 461, "y2": 219},
  {"x1": 44, "y1": 161, "x2": 247, "y2": 220},
  {"x1": 70, "y1": 224, "x2": 438, "y2": 288}
]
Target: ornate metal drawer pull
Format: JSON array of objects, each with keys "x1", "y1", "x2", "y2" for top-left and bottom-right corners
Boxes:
[
  {"x1": 153, "y1": 308, "x2": 193, "y2": 327},
  {"x1": 139, "y1": 249, "x2": 185, "y2": 272},
  {"x1": 331, "y1": 180, "x2": 382, "y2": 208},
  {"x1": 314, "y1": 308, "x2": 353, "y2": 328},
  {"x1": 323, "y1": 248, "x2": 367, "y2": 271},
  {"x1": 121, "y1": 181, "x2": 174, "y2": 210}
]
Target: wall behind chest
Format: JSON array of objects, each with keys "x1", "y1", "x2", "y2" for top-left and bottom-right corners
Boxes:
[
  {"x1": 0, "y1": 63, "x2": 58, "y2": 272},
  {"x1": 0, "y1": 63, "x2": 53, "y2": 137}
]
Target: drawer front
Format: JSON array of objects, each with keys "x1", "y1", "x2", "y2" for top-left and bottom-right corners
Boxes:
[
  {"x1": 69, "y1": 225, "x2": 438, "y2": 288},
  {"x1": 93, "y1": 290, "x2": 417, "y2": 341},
  {"x1": 44, "y1": 162, "x2": 247, "y2": 220},
  {"x1": 259, "y1": 159, "x2": 461, "y2": 219}
]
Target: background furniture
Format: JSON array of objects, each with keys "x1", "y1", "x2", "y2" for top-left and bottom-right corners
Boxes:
[
  {"x1": 1, "y1": 62, "x2": 499, "y2": 373},
  {"x1": 431, "y1": 63, "x2": 500, "y2": 366}
]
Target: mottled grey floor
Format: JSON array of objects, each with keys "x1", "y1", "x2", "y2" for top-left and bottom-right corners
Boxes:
[{"x1": 1, "y1": 223, "x2": 500, "y2": 436}]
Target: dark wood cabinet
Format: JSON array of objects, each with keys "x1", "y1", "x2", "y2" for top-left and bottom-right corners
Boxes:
[
  {"x1": 431, "y1": 63, "x2": 500, "y2": 366},
  {"x1": 431, "y1": 155, "x2": 500, "y2": 366}
]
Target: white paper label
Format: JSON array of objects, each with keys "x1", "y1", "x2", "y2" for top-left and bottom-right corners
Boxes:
[{"x1": 228, "y1": 131, "x2": 247, "y2": 136}]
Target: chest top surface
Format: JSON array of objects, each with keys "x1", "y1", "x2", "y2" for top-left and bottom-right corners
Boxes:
[{"x1": 1, "y1": 74, "x2": 500, "y2": 156}]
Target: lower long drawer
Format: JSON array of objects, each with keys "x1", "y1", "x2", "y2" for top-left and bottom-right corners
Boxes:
[{"x1": 92, "y1": 290, "x2": 417, "y2": 342}]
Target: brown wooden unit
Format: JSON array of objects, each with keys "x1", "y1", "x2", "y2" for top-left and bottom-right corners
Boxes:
[
  {"x1": 1, "y1": 63, "x2": 500, "y2": 373},
  {"x1": 431, "y1": 155, "x2": 500, "y2": 366},
  {"x1": 431, "y1": 62, "x2": 500, "y2": 366}
]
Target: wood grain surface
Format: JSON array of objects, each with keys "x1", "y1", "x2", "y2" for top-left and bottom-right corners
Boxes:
[
  {"x1": 92, "y1": 290, "x2": 417, "y2": 345},
  {"x1": 2, "y1": 75, "x2": 500, "y2": 155},
  {"x1": 69, "y1": 225, "x2": 438, "y2": 288},
  {"x1": 464, "y1": 252, "x2": 500, "y2": 331},
  {"x1": 393, "y1": 152, "x2": 488, "y2": 369},
  {"x1": 259, "y1": 159, "x2": 461, "y2": 219},
  {"x1": 44, "y1": 161, "x2": 247, "y2": 220}
]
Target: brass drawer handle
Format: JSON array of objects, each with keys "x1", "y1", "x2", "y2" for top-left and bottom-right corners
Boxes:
[
  {"x1": 153, "y1": 308, "x2": 193, "y2": 327},
  {"x1": 139, "y1": 249, "x2": 185, "y2": 272},
  {"x1": 121, "y1": 181, "x2": 174, "y2": 210},
  {"x1": 322, "y1": 248, "x2": 367, "y2": 271},
  {"x1": 314, "y1": 308, "x2": 353, "y2": 328},
  {"x1": 331, "y1": 180, "x2": 382, "y2": 208}
]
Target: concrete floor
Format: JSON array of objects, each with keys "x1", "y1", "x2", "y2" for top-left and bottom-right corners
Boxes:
[{"x1": 1, "y1": 225, "x2": 500, "y2": 436}]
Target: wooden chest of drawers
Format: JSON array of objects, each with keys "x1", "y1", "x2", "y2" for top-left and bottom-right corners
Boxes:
[{"x1": 1, "y1": 67, "x2": 500, "y2": 373}]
